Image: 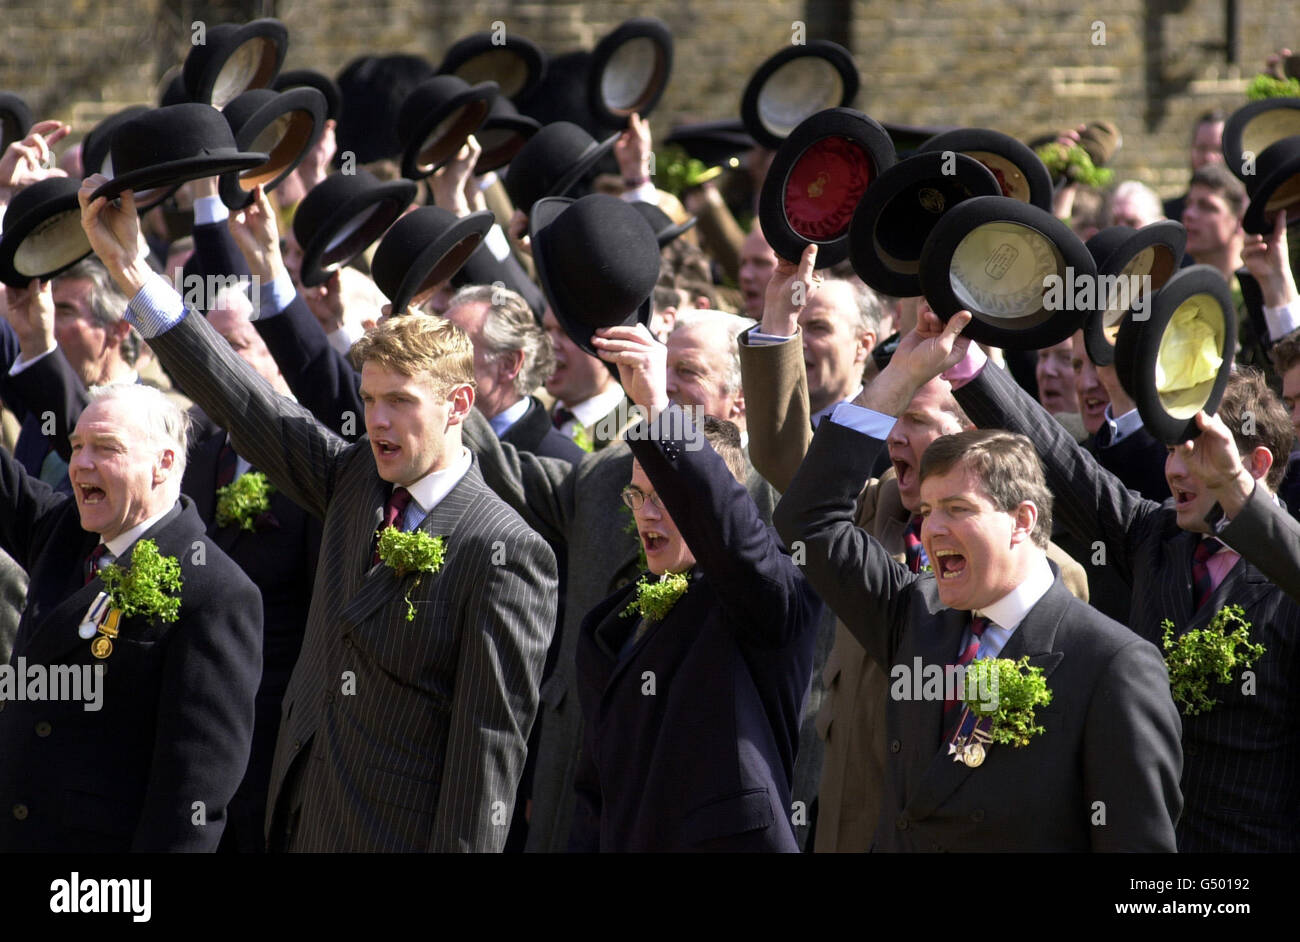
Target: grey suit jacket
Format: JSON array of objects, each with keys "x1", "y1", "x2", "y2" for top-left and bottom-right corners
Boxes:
[{"x1": 146, "y1": 312, "x2": 558, "y2": 852}]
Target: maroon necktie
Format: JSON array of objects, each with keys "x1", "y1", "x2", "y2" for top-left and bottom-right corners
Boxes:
[
  {"x1": 215, "y1": 441, "x2": 238, "y2": 489},
  {"x1": 552, "y1": 406, "x2": 576, "y2": 429},
  {"x1": 904, "y1": 515, "x2": 925, "y2": 573},
  {"x1": 372, "y1": 486, "x2": 412, "y2": 565},
  {"x1": 84, "y1": 544, "x2": 109, "y2": 585},
  {"x1": 1192, "y1": 538, "x2": 1223, "y2": 611},
  {"x1": 943, "y1": 615, "x2": 989, "y2": 718}
]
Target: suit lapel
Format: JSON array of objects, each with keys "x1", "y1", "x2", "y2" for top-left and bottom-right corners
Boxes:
[{"x1": 1188, "y1": 552, "x2": 1272, "y2": 631}]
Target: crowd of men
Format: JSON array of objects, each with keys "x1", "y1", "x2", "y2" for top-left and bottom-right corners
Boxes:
[{"x1": 0, "y1": 17, "x2": 1298, "y2": 853}]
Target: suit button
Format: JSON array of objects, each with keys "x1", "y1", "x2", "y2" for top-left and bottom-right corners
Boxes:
[
  {"x1": 34, "y1": 721, "x2": 51, "y2": 737},
  {"x1": 895, "y1": 815, "x2": 909, "y2": 830},
  {"x1": 971, "y1": 809, "x2": 984, "y2": 823},
  {"x1": 12, "y1": 804, "x2": 27, "y2": 820},
  {"x1": 888, "y1": 739, "x2": 901, "y2": 754},
  {"x1": 293, "y1": 740, "x2": 302, "y2": 750},
  {"x1": 343, "y1": 638, "x2": 353, "y2": 649}
]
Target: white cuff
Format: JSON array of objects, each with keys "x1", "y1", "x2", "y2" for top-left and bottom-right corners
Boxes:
[
  {"x1": 829, "y1": 401, "x2": 896, "y2": 439},
  {"x1": 484, "y1": 224, "x2": 511, "y2": 263},
  {"x1": 620, "y1": 182, "x2": 658, "y2": 204},
  {"x1": 1263, "y1": 299, "x2": 1300, "y2": 341},
  {"x1": 193, "y1": 195, "x2": 230, "y2": 227}
]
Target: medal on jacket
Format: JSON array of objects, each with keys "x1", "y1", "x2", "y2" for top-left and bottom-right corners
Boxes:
[
  {"x1": 89, "y1": 607, "x2": 122, "y2": 659},
  {"x1": 948, "y1": 709, "x2": 993, "y2": 767},
  {"x1": 78, "y1": 592, "x2": 110, "y2": 639}
]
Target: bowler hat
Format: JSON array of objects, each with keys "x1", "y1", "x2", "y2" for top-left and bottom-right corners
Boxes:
[
  {"x1": 159, "y1": 72, "x2": 190, "y2": 107},
  {"x1": 0, "y1": 178, "x2": 92, "y2": 287},
  {"x1": 1242, "y1": 135, "x2": 1300, "y2": 234},
  {"x1": 628, "y1": 200, "x2": 697, "y2": 247},
  {"x1": 439, "y1": 31, "x2": 547, "y2": 104},
  {"x1": 81, "y1": 105, "x2": 150, "y2": 177},
  {"x1": 588, "y1": 17, "x2": 674, "y2": 128},
  {"x1": 848, "y1": 151, "x2": 1000, "y2": 296},
  {"x1": 1116, "y1": 265, "x2": 1236, "y2": 444},
  {"x1": 182, "y1": 18, "x2": 288, "y2": 110},
  {"x1": 760, "y1": 108, "x2": 896, "y2": 268},
  {"x1": 917, "y1": 128, "x2": 1054, "y2": 211},
  {"x1": 274, "y1": 69, "x2": 342, "y2": 122},
  {"x1": 530, "y1": 195, "x2": 660, "y2": 356},
  {"x1": 474, "y1": 97, "x2": 540, "y2": 175},
  {"x1": 293, "y1": 169, "x2": 417, "y2": 288},
  {"x1": 0, "y1": 93, "x2": 33, "y2": 148},
  {"x1": 220, "y1": 87, "x2": 327, "y2": 209},
  {"x1": 740, "y1": 41, "x2": 860, "y2": 150},
  {"x1": 371, "y1": 206, "x2": 494, "y2": 315},
  {"x1": 1082, "y1": 221, "x2": 1186, "y2": 367},
  {"x1": 664, "y1": 118, "x2": 755, "y2": 168},
  {"x1": 90, "y1": 103, "x2": 267, "y2": 204},
  {"x1": 396, "y1": 75, "x2": 497, "y2": 180},
  {"x1": 918, "y1": 195, "x2": 1096, "y2": 350},
  {"x1": 503, "y1": 121, "x2": 618, "y2": 214},
  {"x1": 1223, "y1": 98, "x2": 1300, "y2": 181}
]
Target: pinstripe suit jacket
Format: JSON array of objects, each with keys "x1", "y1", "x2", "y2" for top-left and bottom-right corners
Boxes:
[
  {"x1": 955, "y1": 361, "x2": 1300, "y2": 852},
  {"x1": 146, "y1": 312, "x2": 558, "y2": 852}
]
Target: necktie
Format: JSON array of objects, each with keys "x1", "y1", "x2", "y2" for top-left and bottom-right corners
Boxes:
[
  {"x1": 84, "y1": 544, "x2": 109, "y2": 585},
  {"x1": 943, "y1": 615, "x2": 989, "y2": 718},
  {"x1": 1192, "y1": 537, "x2": 1223, "y2": 611},
  {"x1": 904, "y1": 515, "x2": 925, "y2": 573},
  {"x1": 552, "y1": 406, "x2": 576, "y2": 429},
  {"x1": 372, "y1": 487, "x2": 412, "y2": 565},
  {"x1": 215, "y1": 441, "x2": 238, "y2": 489}
]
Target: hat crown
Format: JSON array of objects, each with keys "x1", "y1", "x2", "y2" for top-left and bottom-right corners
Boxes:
[
  {"x1": 108, "y1": 103, "x2": 242, "y2": 177},
  {"x1": 4, "y1": 176, "x2": 80, "y2": 220},
  {"x1": 1248, "y1": 135, "x2": 1300, "y2": 194},
  {"x1": 370, "y1": 205, "x2": 461, "y2": 297},
  {"x1": 503, "y1": 121, "x2": 600, "y2": 211},
  {"x1": 82, "y1": 106, "x2": 150, "y2": 175},
  {"x1": 397, "y1": 75, "x2": 475, "y2": 143},
  {"x1": 1085, "y1": 225, "x2": 1137, "y2": 269},
  {"x1": 292, "y1": 168, "x2": 381, "y2": 243},
  {"x1": 223, "y1": 88, "x2": 280, "y2": 132}
]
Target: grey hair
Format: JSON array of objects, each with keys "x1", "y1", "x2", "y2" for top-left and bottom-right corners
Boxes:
[
  {"x1": 84, "y1": 382, "x2": 190, "y2": 482},
  {"x1": 446, "y1": 284, "x2": 553, "y2": 396},
  {"x1": 1112, "y1": 180, "x2": 1163, "y2": 223},
  {"x1": 825, "y1": 277, "x2": 884, "y2": 342},
  {"x1": 54, "y1": 257, "x2": 141, "y2": 365},
  {"x1": 670, "y1": 308, "x2": 757, "y2": 393}
]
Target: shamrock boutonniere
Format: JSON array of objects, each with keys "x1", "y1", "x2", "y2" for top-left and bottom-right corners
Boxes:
[
  {"x1": 1161, "y1": 604, "x2": 1265, "y2": 716},
  {"x1": 1034, "y1": 141, "x2": 1114, "y2": 187},
  {"x1": 376, "y1": 528, "x2": 447, "y2": 621},
  {"x1": 215, "y1": 471, "x2": 278, "y2": 531},
  {"x1": 1247, "y1": 73, "x2": 1300, "y2": 100},
  {"x1": 572, "y1": 425, "x2": 595, "y2": 454},
  {"x1": 621, "y1": 572, "x2": 689, "y2": 623},
  {"x1": 99, "y1": 538, "x2": 184, "y2": 625},
  {"x1": 950, "y1": 656, "x2": 1052, "y2": 766}
]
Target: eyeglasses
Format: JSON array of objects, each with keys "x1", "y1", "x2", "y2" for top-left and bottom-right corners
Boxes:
[{"x1": 620, "y1": 486, "x2": 665, "y2": 511}]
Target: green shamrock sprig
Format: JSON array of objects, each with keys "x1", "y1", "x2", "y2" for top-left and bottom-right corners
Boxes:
[
  {"x1": 1161, "y1": 604, "x2": 1265, "y2": 716},
  {"x1": 655, "y1": 144, "x2": 725, "y2": 198},
  {"x1": 215, "y1": 471, "x2": 275, "y2": 531},
  {"x1": 1035, "y1": 141, "x2": 1114, "y2": 187},
  {"x1": 1246, "y1": 74, "x2": 1300, "y2": 101},
  {"x1": 621, "y1": 572, "x2": 689, "y2": 623},
  {"x1": 376, "y1": 528, "x2": 447, "y2": 621},
  {"x1": 99, "y1": 538, "x2": 183, "y2": 624},
  {"x1": 572, "y1": 425, "x2": 595, "y2": 454},
  {"x1": 963, "y1": 656, "x2": 1053, "y2": 747}
]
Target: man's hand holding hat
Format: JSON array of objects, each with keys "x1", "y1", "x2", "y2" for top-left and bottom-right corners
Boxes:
[
  {"x1": 592, "y1": 322, "x2": 668, "y2": 419},
  {"x1": 78, "y1": 174, "x2": 151, "y2": 297},
  {"x1": 856, "y1": 306, "x2": 973, "y2": 418}
]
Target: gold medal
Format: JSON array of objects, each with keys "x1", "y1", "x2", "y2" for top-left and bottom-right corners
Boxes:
[
  {"x1": 962, "y1": 743, "x2": 986, "y2": 767},
  {"x1": 100, "y1": 609, "x2": 121, "y2": 638},
  {"x1": 91, "y1": 635, "x2": 113, "y2": 659}
]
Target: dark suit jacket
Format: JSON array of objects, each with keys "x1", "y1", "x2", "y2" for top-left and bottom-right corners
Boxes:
[
  {"x1": 1219, "y1": 483, "x2": 1300, "y2": 606},
  {"x1": 500, "y1": 396, "x2": 585, "y2": 465},
  {"x1": 0, "y1": 320, "x2": 71, "y2": 493},
  {"x1": 570, "y1": 406, "x2": 819, "y2": 851},
  {"x1": 954, "y1": 360, "x2": 1300, "y2": 852},
  {"x1": 146, "y1": 310, "x2": 557, "y2": 852},
  {"x1": 774, "y1": 419, "x2": 1183, "y2": 852},
  {"x1": 0, "y1": 462, "x2": 262, "y2": 852}
]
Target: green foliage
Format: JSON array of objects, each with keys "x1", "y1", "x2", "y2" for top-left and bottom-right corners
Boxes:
[
  {"x1": 1035, "y1": 141, "x2": 1114, "y2": 187},
  {"x1": 963, "y1": 656, "x2": 1053, "y2": 747},
  {"x1": 215, "y1": 471, "x2": 274, "y2": 531},
  {"x1": 1246, "y1": 74, "x2": 1300, "y2": 101},
  {"x1": 376, "y1": 529, "x2": 447, "y2": 622},
  {"x1": 99, "y1": 539, "x2": 183, "y2": 624},
  {"x1": 621, "y1": 571, "x2": 689, "y2": 623},
  {"x1": 655, "y1": 144, "x2": 725, "y2": 198},
  {"x1": 572, "y1": 425, "x2": 595, "y2": 454},
  {"x1": 1161, "y1": 605, "x2": 1265, "y2": 716}
]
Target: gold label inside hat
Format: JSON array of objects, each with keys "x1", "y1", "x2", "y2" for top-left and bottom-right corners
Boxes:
[
  {"x1": 917, "y1": 187, "x2": 946, "y2": 214},
  {"x1": 949, "y1": 221, "x2": 1061, "y2": 319},
  {"x1": 807, "y1": 172, "x2": 828, "y2": 198}
]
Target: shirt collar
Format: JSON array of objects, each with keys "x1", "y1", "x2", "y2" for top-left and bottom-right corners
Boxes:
[
  {"x1": 975, "y1": 554, "x2": 1055, "y2": 633},
  {"x1": 811, "y1": 386, "x2": 864, "y2": 429},
  {"x1": 402, "y1": 447, "x2": 473, "y2": 517},
  {"x1": 488, "y1": 397, "x2": 531, "y2": 437},
  {"x1": 565, "y1": 384, "x2": 626, "y2": 428},
  {"x1": 103, "y1": 503, "x2": 177, "y2": 559}
]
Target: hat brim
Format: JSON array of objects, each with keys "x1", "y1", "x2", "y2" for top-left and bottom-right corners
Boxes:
[
  {"x1": 220, "y1": 88, "x2": 327, "y2": 209},
  {"x1": 91, "y1": 151, "x2": 267, "y2": 203},
  {"x1": 1083, "y1": 221, "x2": 1186, "y2": 367},
  {"x1": 587, "y1": 18, "x2": 674, "y2": 128},
  {"x1": 439, "y1": 35, "x2": 547, "y2": 103},
  {"x1": 760, "y1": 108, "x2": 896, "y2": 269},
  {"x1": 385, "y1": 210, "x2": 494, "y2": 315},
  {"x1": 185, "y1": 19, "x2": 289, "y2": 110},
  {"x1": 0, "y1": 93, "x2": 33, "y2": 149},
  {"x1": 916, "y1": 128, "x2": 1054, "y2": 212},
  {"x1": 919, "y1": 195, "x2": 1095, "y2": 350},
  {"x1": 530, "y1": 196, "x2": 651, "y2": 357},
  {"x1": 0, "y1": 193, "x2": 92, "y2": 288},
  {"x1": 473, "y1": 113, "x2": 541, "y2": 175},
  {"x1": 399, "y1": 83, "x2": 497, "y2": 180},
  {"x1": 1223, "y1": 98, "x2": 1300, "y2": 181},
  {"x1": 1242, "y1": 143, "x2": 1300, "y2": 234},
  {"x1": 849, "y1": 152, "x2": 1000, "y2": 296},
  {"x1": 549, "y1": 133, "x2": 619, "y2": 201},
  {"x1": 655, "y1": 215, "x2": 697, "y2": 246},
  {"x1": 1120, "y1": 265, "x2": 1237, "y2": 444},
  {"x1": 298, "y1": 179, "x2": 418, "y2": 288},
  {"x1": 740, "y1": 41, "x2": 860, "y2": 150}
]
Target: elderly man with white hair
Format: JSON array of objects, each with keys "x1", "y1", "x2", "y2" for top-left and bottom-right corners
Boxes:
[{"x1": 0, "y1": 379, "x2": 262, "y2": 852}]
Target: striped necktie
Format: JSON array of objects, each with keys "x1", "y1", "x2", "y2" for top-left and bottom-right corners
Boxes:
[
  {"x1": 943, "y1": 615, "x2": 989, "y2": 718},
  {"x1": 84, "y1": 544, "x2": 109, "y2": 585},
  {"x1": 904, "y1": 515, "x2": 925, "y2": 573},
  {"x1": 1192, "y1": 537, "x2": 1223, "y2": 611}
]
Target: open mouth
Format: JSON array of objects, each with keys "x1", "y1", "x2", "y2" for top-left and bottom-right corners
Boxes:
[
  {"x1": 641, "y1": 530, "x2": 669, "y2": 554},
  {"x1": 1174, "y1": 488, "x2": 1197, "y2": 508},
  {"x1": 1082, "y1": 395, "x2": 1108, "y2": 416},
  {"x1": 892, "y1": 457, "x2": 914, "y2": 491},
  {"x1": 374, "y1": 440, "x2": 401, "y2": 458},
  {"x1": 933, "y1": 548, "x2": 967, "y2": 580},
  {"x1": 78, "y1": 484, "x2": 106, "y2": 504}
]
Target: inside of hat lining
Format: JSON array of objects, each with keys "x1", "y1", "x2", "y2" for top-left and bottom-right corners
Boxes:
[
  {"x1": 322, "y1": 201, "x2": 391, "y2": 266},
  {"x1": 1264, "y1": 171, "x2": 1300, "y2": 212},
  {"x1": 213, "y1": 37, "x2": 277, "y2": 110},
  {"x1": 1155, "y1": 292, "x2": 1224, "y2": 418},
  {"x1": 13, "y1": 209, "x2": 87, "y2": 275},
  {"x1": 760, "y1": 58, "x2": 842, "y2": 139},
  {"x1": 477, "y1": 126, "x2": 525, "y2": 168},
  {"x1": 873, "y1": 178, "x2": 978, "y2": 270},
  {"x1": 964, "y1": 150, "x2": 1029, "y2": 203},
  {"x1": 783, "y1": 135, "x2": 872, "y2": 242},
  {"x1": 416, "y1": 100, "x2": 490, "y2": 172},
  {"x1": 602, "y1": 37, "x2": 666, "y2": 114},
  {"x1": 1243, "y1": 109, "x2": 1300, "y2": 166},
  {"x1": 410, "y1": 233, "x2": 484, "y2": 305},
  {"x1": 457, "y1": 50, "x2": 528, "y2": 99},
  {"x1": 1101, "y1": 244, "x2": 1176, "y2": 332},
  {"x1": 948, "y1": 221, "x2": 1063, "y2": 324},
  {"x1": 241, "y1": 111, "x2": 314, "y2": 189}
]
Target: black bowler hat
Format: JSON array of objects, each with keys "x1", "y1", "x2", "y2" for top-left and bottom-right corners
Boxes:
[
  {"x1": 0, "y1": 93, "x2": 33, "y2": 148},
  {"x1": 438, "y1": 31, "x2": 547, "y2": 104},
  {"x1": 81, "y1": 105, "x2": 150, "y2": 177},
  {"x1": 881, "y1": 121, "x2": 955, "y2": 159},
  {"x1": 293, "y1": 169, "x2": 417, "y2": 288},
  {"x1": 371, "y1": 206, "x2": 494, "y2": 315},
  {"x1": 182, "y1": 18, "x2": 288, "y2": 110},
  {"x1": 1242, "y1": 136, "x2": 1300, "y2": 235},
  {"x1": 848, "y1": 151, "x2": 1000, "y2": 296},
  {"x1": 916, "y1": 128, "x2": 1054, "y2": 211},
  {"x1": 0, "y1": 178, "x2": 92, "y2": 287},
  {"x1": 274, "y1": 69, "x2": 342, "y2": 122},
  {"x1": 664, "y1": 118, "x2": 755, "y2": 168},
  {"x1": 219, "y1": 87, "x2": 327, "y2": 209},
  {"x1": 918, "y1": 195, "x2": 1096, "y2": 350},
  {"x1": 396, "y1": 75, "x2": 497, "y2": 180},
  {"x1": 759, "y1": 108, "x2": 896, "y2": 269},
  {"x1": 1082, "y1": 221, "x2": 1186, "y2": 367},
  {"x1": 90, "y1": 104, "x2": 267, "y2": 205},
  {"x1": 503, "y1": 121, "x2": 618, "y2": 215},
  {"x1": 628, "y1": 200, "x2": 697, "y2": 246},
  {"x1": 588, "y1": 17, "x2": 674, "y2": 129},
  {"x1": 1116, "y1": 265, "x2": 1236, "y2": 444},
  {"x1": 159, "y1": 72, "x2": 189, "y2": 107},
  {"x1": 740, "y1": 41, "x2": 860, "y2": 150},
  {"x1": 530, "y1": 195, "x2": 659, "y2": 356},
  {"x1": 1223, "y1": 97, "x2": 1300, "y2": 181},
  {"x1": 474, "y1": 97, "x2": 540, "y2": 175}
]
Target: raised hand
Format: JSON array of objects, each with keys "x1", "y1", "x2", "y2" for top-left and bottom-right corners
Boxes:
[
  {"x1": 431, "y1": 134, "x2": 482, "y2": 217},
  {"x1": 2, "y1": 278, "x2": 55, "y2": 358},
  {"x1": 1176, "y1": 411, "x2": 1256, "y2": 516},
  {"x1": 78, "y1": 175, "x2": 151, "y2": 296},
  {"x1": 761, "y1": 243, "x2": 818, "y2": 336},
  {"x1": 591, "y1": 323, "x2": 669, "y2": 416},
  {"x1": 0, "y1": 120, "x2": 70, "y2": 202},
  {"x1": 893, "y1": 306, "x2": 974, "y2": 385},
  {"x1": 615, "y1": 113, "x2": 652, "y2": 186},
  {"x1": 1242, "y1": 209, "x2": 1297, "y2": 308},
  {"x1": 228, "y1": 184, "x2": 287, "y2": 284}
]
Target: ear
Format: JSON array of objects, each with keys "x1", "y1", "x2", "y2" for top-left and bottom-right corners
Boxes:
[
  {"x1": 445, "y1": 382, "x2": 475, "y2": 426},
  {"x1": 110, "y1": 318, "x2": 133, "y2": 347},
  {"x1": 1246, "y1": 445, "x2": 1274, "y2": 483},
  {"x1": 854, "y1": 328, "x2": 878, "y2": 364},
  {"x1": 153, "y1": 446, "x2": 176, "y2": 485},
  {"x1": 729, "y1": 386, "x2": 746, "y2": 423},
  {"x1": 1010, "y1": 500, "x2": 1039, "y2": 546},
  {"x1": 497, "y1": 349, "x2": 524, "y2": 387}
]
